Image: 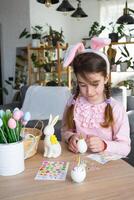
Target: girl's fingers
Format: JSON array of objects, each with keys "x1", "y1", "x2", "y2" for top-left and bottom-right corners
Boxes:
[
  {"x1": 68, "y1": 143, "x2": 78, "y2": 153},
  {"x1": 68, "y1": 137, "x2": 78, "y2": 153},
  {"x1": 90, "y1": 148, "x2": 99, "y2": 153},
  {"x1": 89, "y1": 141, "x2": 105, "y2": 152},
  {"x1": 86, "y1": 136, "x2": 104, "y2": 152},
  {"x1": 68, "y1": 146, "x2": 76, "y2": 153}
]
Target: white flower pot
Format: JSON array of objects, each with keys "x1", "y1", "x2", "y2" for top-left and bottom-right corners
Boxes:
[
  {"x1": 0, "y1": 140, "x2": 25, "y2": 176},
  {"x1": 111, "y1": 64, "x2": 117, "y2": 72},
  {"x1": 33, "y1": 67, "x2": 38, "y2": 73},
  {"x1": 127, "y1": 89, "x2": 131, "y2": 96},
  {"x1": 120, "y1": 62, "x2": 128, "y2": 72},
  {"x1": 125, "y1": 36, "x2": 131, "y2": 42},
  {"x1": 32, "y1": 39, "x2": 40, "y2": 48}
]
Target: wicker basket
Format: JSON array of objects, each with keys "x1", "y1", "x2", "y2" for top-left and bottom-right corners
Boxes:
[{"x1": 22, "y1": 121, "x2": 43, "y2": 159}]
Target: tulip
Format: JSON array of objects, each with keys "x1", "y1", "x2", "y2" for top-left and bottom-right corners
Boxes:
[
  {"x1": 13, "y1": 110, "x2": 22, "y2": 121},
  {"x1": 0, "y1": 119, "x2": 7, "y2": 143},
  {"x1": 0, "y1": 110, "x2": 5, "y2": 118},
  {"x1": 0, "y1": 109, "x2": 31, "y2": 143},
  {"x1": 0, "y1": 118, "x2": 3, "y2": 127},
  {"x1": 21, "y1": 120, "x2": 28, "y2": 126},
  {"x1": 23, "y1": 112, "x2": 31, "y2": 121},
  {"x1": 13, "y1": 107, "x2": 19, "y2": 112},
  {"x1": 8, "y1": 118, "x2": 16, "y2": 129},
  {"x1": 6, "y1": 109, "x2": 11, "y2": 115},
  {"x1": 20, "y1": 110, "x2": 24, "y2": 118}
]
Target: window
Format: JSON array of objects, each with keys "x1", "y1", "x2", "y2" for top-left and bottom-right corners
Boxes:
[{"x1": 99, "y1": 0, "x2": 134, "y2": 37}]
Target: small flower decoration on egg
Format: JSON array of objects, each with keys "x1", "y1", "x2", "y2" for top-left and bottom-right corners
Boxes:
[{"x1": 71, "y1": 155, "x2": 86, "y2": 183}]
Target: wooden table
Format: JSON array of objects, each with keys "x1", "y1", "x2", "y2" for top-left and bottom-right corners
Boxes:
[{"x1": 0, "y1": 141, "x2": 134, "y2": 200}]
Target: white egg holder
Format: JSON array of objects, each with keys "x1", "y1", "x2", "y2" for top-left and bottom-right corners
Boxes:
[{"x1": 71, "y1": 160, "x2": 87, "y2": 183}]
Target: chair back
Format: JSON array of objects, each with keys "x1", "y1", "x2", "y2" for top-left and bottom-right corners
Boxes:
[
  {"x1": 111, "y1": 86, "x2": 127, "y2": 110},
  {"x1": 21, "y1": 86, "x2": 71, "y2": 120}
]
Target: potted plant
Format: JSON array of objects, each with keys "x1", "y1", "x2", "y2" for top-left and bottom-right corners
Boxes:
[
  {"x1": 114, "y1": 45, "x2": 133, "y2": 71},
  {"x1": 118, "y1": 80, "x2": 134, "y2": 96},
  {"x1": 31, "y1": 50, "x2": 55, "y2": 73},
  {"x1": 88, "y1": 21, "x2": 105, "y2": 39},
  {"x1": 108, "y1": 22, "x2": 125, "y2": 42},
  {"x1": 118, "y1": 45, "x2": 133, "y2": 71},
  {"x1": 19, "y1": 25, "x2": 44, "y2": 47},
  {"x1": 43, "y1": 26, "x2": 65, "y2": 47},
  {"x1": 123, "y1": 27, "x2": 134, "y2": 42},
  {"x1": 0, "y1": 108, "x2": 31, "y2": 176}
]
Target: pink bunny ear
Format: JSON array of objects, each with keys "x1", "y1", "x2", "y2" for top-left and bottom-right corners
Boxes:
[
  {"x1": 63, "y1": 42, "x2": 85, "y2": 67},
  {"x1": 90, "y1": 37, "x2": 111, "y2": 50}
]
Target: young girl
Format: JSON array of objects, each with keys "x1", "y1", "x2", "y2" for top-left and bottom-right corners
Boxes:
[{"x1": 61, "y1": 37, "x2": 131, "y2": 157}]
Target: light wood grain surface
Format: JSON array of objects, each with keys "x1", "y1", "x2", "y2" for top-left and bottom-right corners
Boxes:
[{"x1": 0, "y1": 141, "x2": 134, "y2": 200}]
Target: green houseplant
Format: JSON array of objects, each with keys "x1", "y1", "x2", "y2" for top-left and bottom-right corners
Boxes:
[
  {"x1": 88, "y1": 21, "x2": 105, "y2": 39},
  {"x1": 19, "y1": 25, "x2": 45, "y2": 47},
  {"x1": 123, "y1": 80, "x2": 134, "y2": 90},
  {"x1": 19, "y1": 25, "x2": 44, "y2": 40},
  {"x1": 31, "y1": 50, "x2": 56, "y2": 73},
  {"x1": 43, "y1": 26, "x2": 65, "y2": 47},
  {"x1": 118, "y1": 45, "x2": 133, "y2": 71},
  {"x1": 114, "y1": 45, "x2": 133, "y2": 71},
  {"x1": 124, "y1": 27, "x2": 134, "y2": 42},
  {"x1": 108, "y1": 22, "x2": 125, "y2": 42},
  {"x1": 0, "y1": 108, "x2": 31, "y2": 176},
  {"x1": 118, "y1": 80, "x2": 134, "y2": 96}
]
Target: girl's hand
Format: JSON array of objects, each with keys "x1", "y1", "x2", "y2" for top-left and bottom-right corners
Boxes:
[
  {"x1": 68, "y1": 135, "x2": 79, "y2": 153},
  {"x1": 86, "y1": 136, "x2": 106, "y2": 153}
]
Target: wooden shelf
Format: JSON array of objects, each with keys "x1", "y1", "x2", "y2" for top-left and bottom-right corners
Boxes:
[
  {"x1": 27, "y1": 42, "x2": 69, "y2": 86},
  {"x1": 110, "y1": 41, "x2": 134, "y2": 45},
  {"x1": 107, "y1": 41, "x2": 134, "y2": 86},
  {"x1": 111, "y1": 71, "x2": 134, "y2": 86}
]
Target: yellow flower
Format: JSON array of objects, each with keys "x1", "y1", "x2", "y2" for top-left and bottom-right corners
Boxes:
[{"x1": 50, "y1": 135, "x2": 58, "y2": 144}]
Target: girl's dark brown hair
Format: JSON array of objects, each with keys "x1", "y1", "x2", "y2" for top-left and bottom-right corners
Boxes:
[{"x1": 65, "y1": 52, "x2": 114, "y2": 129}]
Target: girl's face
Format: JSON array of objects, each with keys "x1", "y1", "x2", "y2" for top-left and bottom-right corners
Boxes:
[{"x1": 77, "y1": 72, "x2": 109, "y2": 104}]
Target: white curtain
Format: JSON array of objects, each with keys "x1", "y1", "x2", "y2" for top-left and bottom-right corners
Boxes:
[
  {"x1": 99, "y1": 0, "x2": 123, "y2": 25},
  {"x1": 98, "y1": 0, "x2": 134, "y2": 86},
  {"x1": 98, "y1": 0, "x2": 134, "y2": 37}
]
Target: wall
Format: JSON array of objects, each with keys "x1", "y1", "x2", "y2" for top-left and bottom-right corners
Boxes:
[
  {"x1": 0, "y1": 0, "x2": 30, "y2": 104},
  {"x1": 29, "y1": 0, "x2": 100, "y2": 44},
  {"x1": 0, "y1": 0, "x2": 100, "y2": 104}
]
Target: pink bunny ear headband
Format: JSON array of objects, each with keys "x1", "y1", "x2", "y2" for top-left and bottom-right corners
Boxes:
[{"x1": 63, "y1": 37, "x2": 111, "y2": 74}]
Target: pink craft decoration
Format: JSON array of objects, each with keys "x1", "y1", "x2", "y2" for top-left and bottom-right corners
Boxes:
[
  {"x1": 23, "y1": 112, "x2": 31, "y2": 121},
  {"x1": 21, "y1": 120, "x2": 28, "y2": 126},
  {"x1": 20, "y1": 110, "x2": 24, "y2": 118},
  {"x1": 8, "y1": 118, "x2": 16, "y2": 129},
  {"x1": 90, "y1": 37, "x2": 111, "y2": 50},
  {"x1": 13, "y1": 110, "x2": 22, "y2": 121}
]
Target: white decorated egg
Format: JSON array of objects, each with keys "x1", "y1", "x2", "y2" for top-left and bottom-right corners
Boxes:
[
  {"x1": 71, "y1": 164, "x2": 86, "y2": 183},
  {"x1": 77, "y1": 138, "x2": 87, "y2": 153}
]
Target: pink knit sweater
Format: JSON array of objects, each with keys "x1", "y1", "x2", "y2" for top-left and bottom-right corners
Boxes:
[{"x1": 61, "y1": 96, "x2": 131, "y2": 157}]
